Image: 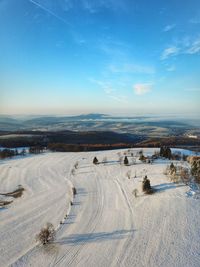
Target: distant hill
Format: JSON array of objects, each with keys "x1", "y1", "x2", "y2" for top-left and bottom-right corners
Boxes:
[{"x1": 0, "y1": 114, "x2": 199, "y2": 140}]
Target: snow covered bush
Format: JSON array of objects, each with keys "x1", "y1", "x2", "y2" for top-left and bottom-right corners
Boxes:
[{"x1": 36, "y1": 223, "x2": 55, "y2": 245}]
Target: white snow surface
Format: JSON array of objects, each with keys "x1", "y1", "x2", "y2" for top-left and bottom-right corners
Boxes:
[{"x1": 0, "y1": 148, "x2": 200, "y2": 267}]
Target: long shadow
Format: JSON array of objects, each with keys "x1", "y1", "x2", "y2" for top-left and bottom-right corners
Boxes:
[
  {"x1": 99, "y1": 160, "x2": 120, "y2": 166},
  {"x1": 57, "y1": 229, "x2": 134, "y2": 245},
  {"x1": 72, "y1": 201, "x2": 81, "y2": 206},
  {"x1": 67, "y1": 214, "x2": 76, "y2": 219},
  {"x1": 77, "y1": 188, "x2": 87, "y2": 196},
  {"x1": 153, "y1": 183, "x2": 185, "y2": 192},
  {"x1": 0, "y1": 206, "x2": 8, "y2": 211},
  {"x1": 62, "y1": 214, "x2": 77, "y2": 224}
]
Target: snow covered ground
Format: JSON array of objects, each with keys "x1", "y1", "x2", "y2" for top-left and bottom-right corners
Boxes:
[{"x1": 0, "y1": 148, "x2": 200, "y2": 267}]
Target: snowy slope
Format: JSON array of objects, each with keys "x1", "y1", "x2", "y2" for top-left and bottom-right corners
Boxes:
[{"x1": 0, "y1": 148, "x2": 199, "y2": 267}]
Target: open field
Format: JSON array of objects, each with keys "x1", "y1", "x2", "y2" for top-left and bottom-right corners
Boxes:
[{"x1": 0, "y1": 148, "x2": 200, "y2": 267}]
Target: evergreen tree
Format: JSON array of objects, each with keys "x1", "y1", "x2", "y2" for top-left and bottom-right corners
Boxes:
[
  {"x1": 142, "y1": 175, "x2": 153, "y2": 194},
  {"x1": 160, "y1": 146, "x2": 171, "y2": 159},
  {"x1": 124, "y1": 156, "x2": 129, "y2": 165},
  {"x1": 93, "y1": 156, "x2": 98, "y2": 164}
]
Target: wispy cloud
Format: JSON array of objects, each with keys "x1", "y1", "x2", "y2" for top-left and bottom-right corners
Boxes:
[
  {"x1": 163, "y1": 24, "x2": 176, "y2": 32},
  {"x1": 186, "y1": 38, "x2": 200, "y2": 54},
  {"x1": 160, "y1": 36, "x2": 200, "y2": 60},
  {"x1": 134, "y1": 83, "x2": 152, "y2": 95},
  {"x1": 161, "y1": 46, "x2": 179, "y2": 60}
]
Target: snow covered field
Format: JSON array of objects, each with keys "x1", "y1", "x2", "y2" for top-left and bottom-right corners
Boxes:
[{"x1": 0, "y1": 148, "x2": 200, "y2": 267}]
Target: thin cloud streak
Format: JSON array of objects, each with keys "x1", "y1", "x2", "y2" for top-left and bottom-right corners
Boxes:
[{"x1": 28, "y1": 0, "x2": 70, "y2": 26}]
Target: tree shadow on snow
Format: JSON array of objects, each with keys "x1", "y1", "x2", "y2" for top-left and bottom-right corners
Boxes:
[
  {"x1": 100, "y1": 160, "x2": 120, "y2": 166},
  {"x1": 57, "y1": 229, "x2": 134, "y2": 245},
  {"x1": 153, "y1": 183, "x2": 185, "y2": 193},
  {"x1": 0, "y1": 206, "x2": 8, "y2": 211},
  {"x1": 77, "y1": 188, "x2": 87, "y2": 196}
]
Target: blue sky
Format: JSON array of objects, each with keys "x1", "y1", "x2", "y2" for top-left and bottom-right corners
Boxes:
[{"x1": 0, "y1": 0, "x2": 200, "y2": 115}]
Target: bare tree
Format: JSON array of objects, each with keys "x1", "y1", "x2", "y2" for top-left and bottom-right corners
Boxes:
[
  {"x1": 180, "y1": 166, "x2": 190, "y2": 185},
  {"x1": 126, "y1": 170, "x2": 131, "y2": 179},
  {"x1": 132, "y1": 189, "x2": 138, "y2": 198},
  {"x1": 36, "y1": 223, "x2": 55, "y2": 245}
]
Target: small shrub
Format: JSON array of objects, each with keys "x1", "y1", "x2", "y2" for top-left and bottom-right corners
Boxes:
[
  {"x1": 71, "y1": 168, "x2": 75, "y2": 176},
  {"x1": 126, "y1": 170, "x2": 131, "y2": 179},
  {"x1": 139, "y1": 154, "x2": 146, "y2": 162},
  {"x1": 36, "y1": 223, "x2": 55, "y2": 245},
  {"x1": 74, "y1": 162, "x2": 79, "y2": 169},
  {"x1": 132, "y1": 189, "x2": 138, "y2": 198},
  {"x1": 180, "y1": 167, "x2": 190, "y2": 185},
  {"x1": 139, "y1": 149, "x2": 143, "y2": 156},
  {"x1": 72, "y1": 187, "x2": 77, "y2": 196}
]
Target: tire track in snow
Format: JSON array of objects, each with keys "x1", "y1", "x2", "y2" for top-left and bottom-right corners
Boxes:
[{"x1": 53, "y1": 163, "x2": 105, "y2": 266}]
